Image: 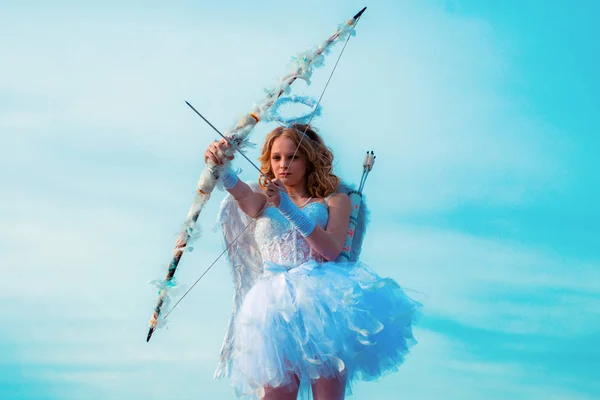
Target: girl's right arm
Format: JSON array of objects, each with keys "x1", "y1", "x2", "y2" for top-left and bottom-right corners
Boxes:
[
  {"x1": 226, "y1": 180, "x2": 267, "y2": 219},
  {"x1": 204, "y1": 138, "x2": 267, "y2": 218}
]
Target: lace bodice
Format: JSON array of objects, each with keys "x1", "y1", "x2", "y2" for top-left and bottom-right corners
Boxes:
[{"x1": 254, "y1": 202, "x2": 329, "y2": 267}]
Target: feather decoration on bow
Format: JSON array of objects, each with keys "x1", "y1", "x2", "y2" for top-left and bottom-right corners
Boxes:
[{"x1": 146, "y1": 7, "x2": 367, "y2": 342}]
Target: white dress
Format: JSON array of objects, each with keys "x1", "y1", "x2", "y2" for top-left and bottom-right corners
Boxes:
[{"x1": 214, "y1": 183, "x2": 420, "y2": 399}]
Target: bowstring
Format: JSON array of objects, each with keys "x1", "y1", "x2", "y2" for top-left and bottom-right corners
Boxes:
[
  {"x1": 284, "y1": 16, "x2": 361, "y2": 178},
  {"x1": 161, "y1": 14, "x2": 363, "y2": 322}
]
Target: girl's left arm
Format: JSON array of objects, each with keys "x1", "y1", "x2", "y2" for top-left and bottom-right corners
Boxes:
[{"x1": 304, "y1": 193, "x2": 351, "y2": 261}]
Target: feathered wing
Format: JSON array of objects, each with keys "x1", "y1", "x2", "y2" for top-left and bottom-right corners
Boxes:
[
  {"x1": 337, "y1": 180, "x2": 370, "y2": 262},
  {"x1": 214, "y1": 181, "x2": 264, "y2": 379}
]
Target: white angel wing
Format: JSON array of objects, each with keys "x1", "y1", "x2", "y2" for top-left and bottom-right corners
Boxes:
[{"x1": 214, "y1": 181, "x2": 264, "y2": 379}]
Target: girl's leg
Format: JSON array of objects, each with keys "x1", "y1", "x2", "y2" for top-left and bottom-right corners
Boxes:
[
  {"x1": 311, "y1": 375, "x2": 346, "y2": 400},
  {"x1": 262, "y1": 375, "x2": 300, "y2": 400}
]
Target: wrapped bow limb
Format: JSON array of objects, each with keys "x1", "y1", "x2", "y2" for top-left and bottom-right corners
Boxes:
[{"x1": 146, "y1": 6, "x2": 367, "y2": 342}]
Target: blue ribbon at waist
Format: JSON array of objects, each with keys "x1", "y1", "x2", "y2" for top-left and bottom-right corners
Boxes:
[{"x1": 263, "y1": 259, "x2": 321, "y2": 276}]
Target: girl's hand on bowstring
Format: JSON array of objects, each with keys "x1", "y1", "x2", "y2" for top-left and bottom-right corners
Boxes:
[
  {"x1": 204, "y1": 138, "x2": 234, "y2": 165},
  {"x1": 266, "y1": 178, "x2": 287, "y2": 208}
]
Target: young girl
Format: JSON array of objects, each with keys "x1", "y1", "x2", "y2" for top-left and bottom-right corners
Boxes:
[{"x1": 205, "y1": 124, "x2": 420, "y2": 400}]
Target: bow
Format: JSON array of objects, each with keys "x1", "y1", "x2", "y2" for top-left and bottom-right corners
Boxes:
[{"x1": 146, "y1": 6, "x2": 367, "y2": 342}]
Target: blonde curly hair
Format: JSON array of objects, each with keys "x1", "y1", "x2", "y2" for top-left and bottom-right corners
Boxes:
[{"x1": 258, "y1": 124, "x2": 339, "y2": 198}]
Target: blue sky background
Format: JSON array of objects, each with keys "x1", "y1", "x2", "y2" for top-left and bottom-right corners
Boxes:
[{"x1": 1, "y1": 0, "x2": 599, "y2": 399}]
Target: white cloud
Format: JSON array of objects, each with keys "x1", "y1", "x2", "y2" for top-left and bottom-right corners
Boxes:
[
  {"x1": 351, "y1": 328, "x2": 599, "y2": 400},
  {"x1": 316, "y1": 4, "x2": 569, "y2": 214},
  {"x1": 362, "y1": 224, "x2": 600, "y2": 336}
]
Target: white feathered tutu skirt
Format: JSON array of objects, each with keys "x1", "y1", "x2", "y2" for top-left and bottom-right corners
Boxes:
[{"x1": 228, "y1": 259, "x2": 421, "y2": 398}]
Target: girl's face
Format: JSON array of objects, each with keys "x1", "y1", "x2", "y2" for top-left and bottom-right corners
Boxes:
[{"x1": 270, "y1": 136, "x2": 308, "y2": 187}]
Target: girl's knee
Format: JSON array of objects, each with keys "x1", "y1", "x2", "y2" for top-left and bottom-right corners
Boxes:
[{"x1": 311, "y1": 376, "x2": 346, "y2": 400}]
